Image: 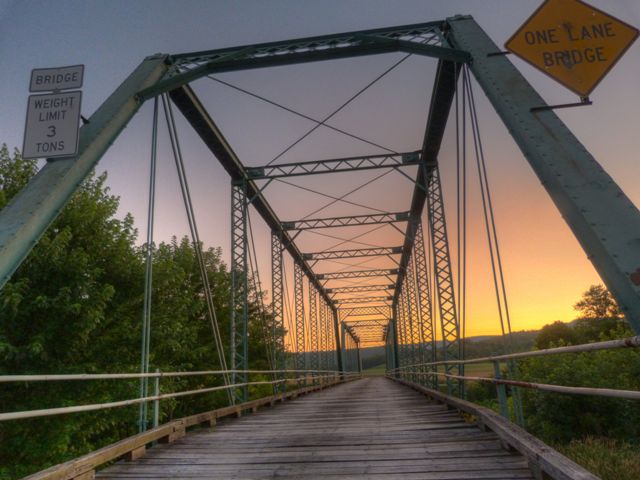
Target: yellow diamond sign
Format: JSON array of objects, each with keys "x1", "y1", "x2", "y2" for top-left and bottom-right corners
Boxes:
[{"x1": 505, "y1": 0, "x2": 638, "y2": 96}]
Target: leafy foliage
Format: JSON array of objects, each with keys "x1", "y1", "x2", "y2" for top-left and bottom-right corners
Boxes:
[
  {"x1": 574, "y1": 284, "x2": 622, "y2": 320},
  {"x1": 555, "y1": 437, "x2": 640, "y2": 480},
  {"x1": 519, "y1": 284, "x2": 640, "y2": 443},
  {"x1": 0, "y1": 145, "x2": 277, "y2": 478}
]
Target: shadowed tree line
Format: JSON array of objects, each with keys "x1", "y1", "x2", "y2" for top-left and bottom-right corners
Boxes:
[
  {"x1": 0, "y1": 145, "x2": 275, "y2": 478},
  {"x1": 519, "y1": 285, "x2": 640, "y2": 443}
]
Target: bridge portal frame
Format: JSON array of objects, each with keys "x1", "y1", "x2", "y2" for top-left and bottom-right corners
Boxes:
[{"x1": 1, "y1": 16, "x2": 639, "y2": 407}]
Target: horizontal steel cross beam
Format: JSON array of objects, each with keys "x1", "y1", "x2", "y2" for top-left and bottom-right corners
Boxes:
[
  {"x1": 304, "y1": 247, "x2": 403, "y2": 261},
  {"x1": 339, "y1": 306, "x2": 391, "y2": 318},
  {"x1": 334, "y1": 296, "x2": 393, "y2": 304},
  {"x1": 283, "y1": 212, "x2": 409, "y2": 231},
  {"x1": 326, "y1": 284, "x2": 395, "y2": 294},
  {"x1": 317, "y1": 268, "x2": 399, "y2": 280},
  {"x1": 138, "y1": 22, "x2": 471, "y2": 99},
  {"x1": 246, "y1": 152, "x2": 420, "y2": 179}
]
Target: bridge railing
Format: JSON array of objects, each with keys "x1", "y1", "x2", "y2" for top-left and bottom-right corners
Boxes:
[
  {"x1": 0, "y1": 369, "x2": 359, "y2": 423},
  {"x1": 387, "y1": 335, "x2": 640, "y2": 421},
  {"x1": 5, "y1": 369, "x2": 359, "y2": 480}
]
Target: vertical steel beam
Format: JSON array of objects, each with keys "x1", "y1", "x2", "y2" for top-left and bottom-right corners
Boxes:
[
  {"x1": 340, "y1": 324, "x2": 347, "y2": 372},
  {"x1": 405, "y1": 253, "x2": 421, "y2": 380},
  {"x1": 309, "y1": 285, "x2": 319, "y2": 371},
  {"x1": 319, "y1": 299, "x2": 327, "y2": 370},
  {"x1": 448, "y1": 15, "x2": 640, "y2": 333},
  {"x1": 0, "y1": 55, "x2": 169, "y2": 289},
  {"x1": 391, "y1": 309, "x2": 400, "y2": 374},
  {"x1": 294, "y1": 262, "x2": 306, "y2": 371},
  {"x1": 271, "y1": 232, "x2": 286, "y2": 389},
  {"x1": 397, "y1": 289, "x2": 409, "y2": 373},
  {"x1": 413, "y1": 222, "x2": 437, "y2": 388},
  {"x1": 231, "y1": 180, "x2": 249, "y2": 403},
  {"x1": 332, "y1": 308, "x2": 343, "y2": 372},
  {"x1": 426, "y1": 165, "x2": 461, "y2": 396}
]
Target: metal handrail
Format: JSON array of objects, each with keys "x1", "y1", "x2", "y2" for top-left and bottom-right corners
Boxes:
[
  {"x1": 390, "y1": 335, "x2": 640, "y2": 370},
  {"x1": 392, "y1": 371, "x2": 640, "y2": 400},
  {"x1": 0, "y1": 368, "x2": 346, "y2": 383},
  {"x1": 0, "y1": 370, "x2": 360, "y2": 422},
  {"x1": 387, "y1": 336, "x2": 640, "y2": 404}
]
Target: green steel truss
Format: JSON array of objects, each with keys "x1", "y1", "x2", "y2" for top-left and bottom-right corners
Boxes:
[
  {"x1": 2, "y1": 16, "x2": 638, "y2": 418},
  {"x1": 413, "y1": 222, "x2": 437, "y2": 387},
  {"x1": 305, "y1": 247, "x2": 402, "y2": 261},
  {"x1": 309, "y1": 285, "x2": 320, "y2": 371},
  {"x1": 282, "y1": 212, "x2": 409, "y2": 231},
  {"x1": 246, "y1": 152, "x2": 420, "y2": 179},
  {"x1": 271, "y1": 232, "x2": 286, "y2": 387},
  {"x1": 138, "y1": 22, "x2": 470, "y2": 100},
  {"x1": 405, "y1": 253, "x2": 422, "y2": 375},
  {"x1": 231, "y1": 180, "x2": 249, "y2": 403},
  {"x1": 339, "y1": 306, "x2": 391, "y2": 320},
  {"x1": 334, "y1": 296, "x2": 392, "y2": 305},
  {"x1": 319, "y1": 298, "x2": 328, "y2": 370},
  {"x1": 317, "y1": 269, "x2": 399, "y2": 280},
  {"x1": 294, "y1": 262, "x2": 306, "y2": 371},
  {"x1": 426, "y1": 165, "x2": 461, "y2": 395},
  {"x1": 327, "y1": 284, "x2": 395, "y2": 294}
]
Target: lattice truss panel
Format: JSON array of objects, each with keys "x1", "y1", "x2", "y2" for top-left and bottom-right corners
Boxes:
[
  {"x1": 170, "y1": 23, "x2": 448, "y2": 74},
  {"x1": 155, "y1": 21, "x2": 465, "y2": 379}
]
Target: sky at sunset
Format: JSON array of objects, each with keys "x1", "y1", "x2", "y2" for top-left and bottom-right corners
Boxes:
[{"x1": 1, "y1": 0, "x2": 639, "y2": 345}]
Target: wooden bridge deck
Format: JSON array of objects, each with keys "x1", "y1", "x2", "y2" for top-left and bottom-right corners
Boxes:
[{"x1": 97, "y1": 377, "x2": 534, "y2": 479}]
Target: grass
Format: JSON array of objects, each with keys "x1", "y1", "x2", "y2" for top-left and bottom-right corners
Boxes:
[
  {"x1": 362, "y1": 362, "x2": 495, "y2": 377},
  {"x1": 460, "y1": 362, "x2": 493, "y2": 377},
  {"x1": 363, "y1": 364, "x2": 386, "y2": 374},
  {"x1": 555, "y1": 437, "x2": 640, "y2": 480}
]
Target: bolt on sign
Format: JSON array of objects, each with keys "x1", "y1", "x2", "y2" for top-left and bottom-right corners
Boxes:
[
  {"x1": 505, "y1": 0, "x2": 638, "y2": 96},
  {"x1": 23, "y1": 65, "x2": 84, "y2": 160}
]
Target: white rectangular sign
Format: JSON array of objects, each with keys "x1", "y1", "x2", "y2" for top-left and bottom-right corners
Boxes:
[
  {"x1": 29, "y1": 65, "x2": 84, "y2": 92},
  {"x1": 22, "y1": 91, "x2": 82, "y2": 159}
]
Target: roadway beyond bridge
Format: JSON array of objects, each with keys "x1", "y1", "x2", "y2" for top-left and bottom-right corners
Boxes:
[{"x1": 96, "y1": 377, "x2": 534, "y2": 480}]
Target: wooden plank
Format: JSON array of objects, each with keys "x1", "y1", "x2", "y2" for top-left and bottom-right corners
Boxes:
[
  {"x1": 393, "y1": 378, "x2": 598, "y2": 480},
  {"x1": 96, "y1": 377, "x2": 536, "y2": 480},
  {"x1": 25, "y1": 378, "x2": 351, "y2": 480}
]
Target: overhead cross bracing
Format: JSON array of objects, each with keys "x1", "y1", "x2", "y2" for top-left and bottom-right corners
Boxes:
[
  {"x1": 305, "y1": 247, "x2": 402, "y2": 261},
  {"x1": 326, "y1": 284, "x2": 395, "y2": 294},
  {"x1": 282, "y1": 212, "x2": 410, "y2": 231},
  {"x1": 246, "y1": 151, "x2": 421, "y2": 179},
  {"x1": 148, "y1": 20, "x2": 471, "y2": 364}
]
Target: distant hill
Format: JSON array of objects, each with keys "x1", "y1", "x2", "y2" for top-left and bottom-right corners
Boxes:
[{"x1": 360, "y1": 329, "x2": 539, "y2": 370}]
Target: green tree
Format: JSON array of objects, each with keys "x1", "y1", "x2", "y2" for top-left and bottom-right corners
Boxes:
[
  {"x1": 519, "y1": 285, "x2": 640, "y2": 444},
  {"x1": 0, "y1": 145, "x2": 145, "y2": 477},
  {"x1": 574, "y1": 285, "x2": 621, "y2": 320},
  {"x1": 535, "y1": 321, "x2": 577, "y2": 349},
  {"x1": 0, "y1": 144, "x2": 282, "y2": 477}
]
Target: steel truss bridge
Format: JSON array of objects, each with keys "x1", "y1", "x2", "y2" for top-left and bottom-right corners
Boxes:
[{"x1": 1, "y1": 14, "x2": 640, "y2": 480}]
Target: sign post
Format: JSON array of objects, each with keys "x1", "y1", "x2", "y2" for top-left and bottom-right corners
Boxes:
[
  {"x1": 505, "y1": 0, "x2": 638, "y2": 96},
  {"x1": 23, "y1": 65, "x2": 84, "y2": 159}
]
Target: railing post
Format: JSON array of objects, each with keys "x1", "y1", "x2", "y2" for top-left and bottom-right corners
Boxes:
[
  {"x1": 153, "y1": 369, "x2": 160, "y2": 429},
  {"x1": 493, "y1": 361, "x2": 509, "y2": 419},
  {"x1": 507, "y1": 360, "x2": 525, "y2": 427}
]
